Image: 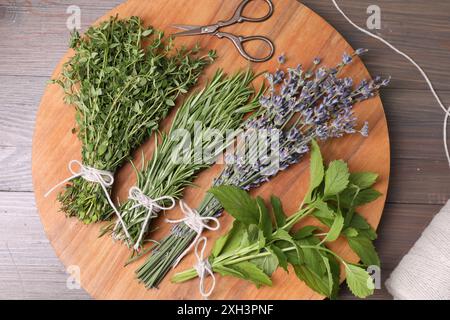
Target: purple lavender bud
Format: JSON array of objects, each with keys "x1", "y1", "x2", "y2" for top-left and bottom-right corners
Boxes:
[
  {"x1": 355, "y1": 48, "x2": 369, "y2": 56},
  {"x1": 359, "y1": 121, "x2": 370, "y2": 137},
  {"x1": 274, "y1": 69, "x2": 285, "y2": 84},
  {"x1": 313, "y1": 57, "x2": 321, "y2": 65},
  {"x1": 381, "y1": 76, "x2": 391, "y2": 87},
  {"x1": 278, "y1": 54, "x2": 286, "y2": 64},
  {"x1": 316, "y1": 67, "x2": 327, "y2": 80},
  {"x1": 342, "y1": 53, "x2": 353, "y2": 65}
]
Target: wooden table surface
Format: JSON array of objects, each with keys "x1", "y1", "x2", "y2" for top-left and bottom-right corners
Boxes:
[{"x1": 0, "y1": 0, "x2": 449, "y2": 300}]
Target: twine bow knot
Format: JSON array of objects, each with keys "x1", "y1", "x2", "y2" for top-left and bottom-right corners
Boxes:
[
  {"x1": 166, "y1": 201, "x2": 220, "y2": 267},
  {"x1": 45, "y1": 160, "x2": 131, "y2": 240},
  {"x1": 127, "y1": 186, "x2": 176, "y2": 250}
]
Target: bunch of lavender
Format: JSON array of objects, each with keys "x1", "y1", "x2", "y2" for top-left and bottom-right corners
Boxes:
[{"x1": 135, "y1": 50, "x2": 389, "y2": 288}]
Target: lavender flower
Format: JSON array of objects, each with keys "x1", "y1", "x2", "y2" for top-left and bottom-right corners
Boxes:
[{"x1": 342, "y1": 53, "x2": 353, "y2": 65}]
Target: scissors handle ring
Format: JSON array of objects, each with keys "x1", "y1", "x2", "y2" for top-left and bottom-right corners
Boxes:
[
  {"x1": 217, "y1": 32, "x2": 275, "y2": 63},
  {"x1": 224, "y1": 0, "x2": 274, "y2": 25}
]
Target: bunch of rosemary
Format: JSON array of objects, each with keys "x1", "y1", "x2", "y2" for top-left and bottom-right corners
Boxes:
[
  {"x1": 51, "y1": 16, "x2": 214, "y2": 223},
  {"x1": 173, "y1": 141, "x2": 381, "y2": 299},
  {"x1": 135, "y1": 51, "x2": 389, "y2": 288},
  {"x1": 102, "y1": 70, "x2": 261, "y2": 249}
]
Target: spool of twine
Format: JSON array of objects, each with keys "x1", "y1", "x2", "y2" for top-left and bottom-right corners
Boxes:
[{"x1": 385, "y1": 200, "x2": 450, "y2": 300}]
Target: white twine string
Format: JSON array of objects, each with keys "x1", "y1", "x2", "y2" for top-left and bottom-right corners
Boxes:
[
  {"x1": 166, "y1": 201, "x2": 220, "y2": 267},
  {"x1": 45, "y1": 160, "x2": 131, "y2": 239},
  {"x1": 332, "y1": 0, "x2": 450, "y2": 168},
  {"x1": 127, "y1": 186, "x2": 176, "y2": 251},
  {"x1": 193, "y1": 236, "x2": 216, "y2": 299}
]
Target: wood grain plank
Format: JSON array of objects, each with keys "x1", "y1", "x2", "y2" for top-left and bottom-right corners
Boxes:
[
  {"x1": 0, "y1": 191, "x2": 90, "y2": 299},
  {"x1": 0, "y1": 146, "x2": 32, "y2": 192},
  {"x1": 302, "y1": 0, "x2": 450, "y2": 91}
]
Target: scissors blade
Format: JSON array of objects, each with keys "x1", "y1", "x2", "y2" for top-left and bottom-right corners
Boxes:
[{"x1": 171, "y1": 24, "x2": 205, "y2": 37}]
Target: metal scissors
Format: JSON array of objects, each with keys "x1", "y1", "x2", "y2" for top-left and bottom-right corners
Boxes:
[{"x1": 172, "y1": 0, "x2": 275, "y2": 63}]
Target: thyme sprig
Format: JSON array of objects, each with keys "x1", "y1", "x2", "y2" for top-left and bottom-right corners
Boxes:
[{"x1": 51, "y1": 16, "x2": 215, "y2": 223}]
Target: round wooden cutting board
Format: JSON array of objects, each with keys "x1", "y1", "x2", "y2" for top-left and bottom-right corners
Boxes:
[{"x1": 32, "y1": 0, "x2": 390, "y2": 300}]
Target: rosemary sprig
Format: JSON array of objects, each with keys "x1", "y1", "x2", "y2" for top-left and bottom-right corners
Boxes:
[
  {"x1": 102, "y1": 69, "x2": 262, "y2": 249},
  {"x1": 135, "y1": 51, "x2": 389, "y2": 288},
  {"x1": 51, "y1": 16, "x2": 215, "y2": 223}
]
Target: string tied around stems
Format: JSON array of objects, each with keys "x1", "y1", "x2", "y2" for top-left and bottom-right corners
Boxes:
[
  {"x1": 126, "y1": 186, "x2": 176, "y2": 251},
  {"x1": 166, "y1": 201, "x2": 220, "y2": 267},
  {"x1": 193, "y1": 236, "x2": 216, "y2": 299},
  {"x1": 44, "y1": 160, "x2": 131, "y2": 240}
]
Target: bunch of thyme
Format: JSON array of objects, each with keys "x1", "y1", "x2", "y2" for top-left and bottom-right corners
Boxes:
[
  {"x1": 136, "y1": 50, "x2": 389, "y2": 288},
  {"x1": 51, "y1": 16, "x2": 215, "y2": 223},
  {"x1": 102, "y1": 69, "x2": 261, "y2": 249}
]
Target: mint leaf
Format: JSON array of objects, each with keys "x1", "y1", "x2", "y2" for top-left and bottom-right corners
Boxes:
[
  {"x1": 294, "y1": 264, "x2": 331, "y2": 297},
  {"x1": 327, "y1": 253, "x2": 341, "y2": 300},
  {"x1": 343, "y1": 227, "x2": 359, "y2": 238},
  {"x1": 229, "y1": 261, "x2": 272, "y2": 287},
  {"x1": 324, "y1": 160, "x2": 350, "y2": 197},
  {"x1": 270, "y1": 245, "x2": 288, "y2": 271},
  {"x1": 322, "y1": 210, "x2": 344, "y2": 243},
  {"x1": 256, "y1": 197, "x2": 272, "y2": 238},
  {"x1": 209, "y1": 185, "x2": 259, "y2": 225},
  {"x1": 347, "y1": 235, "x2": 380, "y2": 266},
  {"x1": 349, "y1": 172, "x2": 378, "y2": 189},
  {"x1": 251, "y1": 250, "x2": 279, "y2": 276},
  {"x1": 345, "y1": 264, "x2": 374, "y2": 298},
  {"x1": 312, "y1": 199, "x2": 335, "y2": 227},
  {"x1": 271, "y1": 196, "x2": 286, "y2": 228},
  {"x1": 214, "y1": 265, "x2": 245, "y2": 278},
  {"x1": 240, "y1": 224, "x2": 265, "y2": 248},
  {"x1": 349, "y1": 213, "x2": 377, "y2": 240},
  {"x1": 273, "y1": 229, "x2": 304, "y2": 264},
  {"x1": 211, "y1": 220, "x2": 246, "y2": 257},
  {"x1": 304, "y1": 140, "x2": 324, "y2": 204},
  {"x1": 293, "y1": 226, "x2": 319, "y2": 240},
  {"x1": 297, "y1": 238, "x2": 326, "y2": 276},
  {"x1": 353, "y1": 189, "x2": 382, "y2": 207}
]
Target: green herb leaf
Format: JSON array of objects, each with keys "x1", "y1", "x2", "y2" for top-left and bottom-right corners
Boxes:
[
  {"x1": 271, "y1": 196, "x2": 287, "y2": 228},
  {"x1": 209, "y1": 185, "x2": 259, "y2": 226},
  {"x1": 353, "y1": 189, "x2": 382, "y2": 206},
  {"x1": 345, "y1": 264, "x2": 374, "y2": 298},
  {"x1": 270, "y1": 244, "x2": 288, "y2": 271},
  {"x1": 251, "y1": 250, "x2": 279, "y2": 276},
  {"x1": 227, "y1": 262, "x2": 273, "y2": 287},
  {"x1": 256, "y1": 197, "x2": 273, "y2": 238},
  {"x1": 211, "y1": 220, "x2": 246, "y2": 257},
  {"x1": 304, "y1": 140, "x2": 324, "y2": 204},
  {"x1": 349, "y1": 213, "x2": 377, "y2": 240},
  {"x1": 349, "y1": 172, "x2": 378, "y2": 189},
  {"x1": 347, "y1": 235, "x2": 380, "y2": 267},
  {"x1": 324, "y1": 160, "x2": 350, "y2": 197},
  {"x1": 343, "y1": 227, "x2": 359, "y2": 238},
  {"x1": 322, "y1": 210, "x2": 344, "y2": 243},
  {"x1": 294, "y1": 264, "x2": 332, "y2": 297},
  {"x1": 293, "y1": 226, "x2": 319, "y2": 240}
]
